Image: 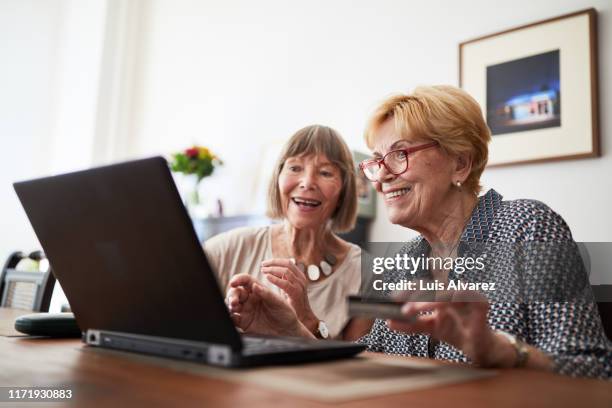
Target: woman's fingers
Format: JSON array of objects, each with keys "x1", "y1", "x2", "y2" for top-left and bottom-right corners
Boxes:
[
  {"x1": 227, "y1": 299, "x2": 242, "y2": 313},
  {"x1": 389, "y1": 298, "x2": 490, "y2": 347},
  {"x1": 401, "y1": 301, "x2": 449, "y2": 316},
  {"x1": 261, "y1": 266, "x2": 293, "y2": 279},
  {"x1": 228, "y1": 286, "x2": 248, "y2": 302},
  {"x1": 265, "y1": 273, "x2": 296, "y2": 294},
  {"x1": 230, "y1": 273, "x2": 261, "y2": 288},
  {"x1": 262, "y1": 259, "x2": 306, "y2": 284},
  {"x1": 262, "y1": 265, "x2": 303, "y2": 284},
  {"x1": 226, "y1": 287, "x2": 249, "y2": 311},
  {"x1": 387, "y1": 312, "x2": 437, "y2": 334},
  {"x1": 262, "y1": 263, "x2": 306, "y2": 296},
  {"x1": 252, "y1": 282, "x2": 287, "y2": 308},
  {"x1": 385, "y1": 302, "x2": 450, "y2": 335},
  {"x1": 230, "y1": 312, "x2": 242, "y2": 327}
]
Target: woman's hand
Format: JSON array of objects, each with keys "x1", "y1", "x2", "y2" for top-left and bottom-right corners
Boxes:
[
  {"x1": 387, "y1": 290, "x2": 515, "y2": 367},
  {"x1": 261, "y1": 258, "x2": 320, "y2": 332},
  {"x1": 226, "y1": 274, "x2": 314, "y2": 338}
]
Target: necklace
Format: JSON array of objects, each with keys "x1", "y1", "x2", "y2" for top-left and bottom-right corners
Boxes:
[
  {"x1": 276, "y1": 224, "x2": 340, "y2": 281},
  {"x1": 291, "y1": 253, "x2": 337, "y2": 281}
]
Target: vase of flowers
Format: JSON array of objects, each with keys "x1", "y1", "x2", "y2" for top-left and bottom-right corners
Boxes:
[{"x1": 169, "y1": 146, "x2": 222, "y2": 213}]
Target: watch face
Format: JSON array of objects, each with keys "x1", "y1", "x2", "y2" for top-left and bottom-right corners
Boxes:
[{"x1": 318, "y1": 321, "x2": 329, "y2": 339}]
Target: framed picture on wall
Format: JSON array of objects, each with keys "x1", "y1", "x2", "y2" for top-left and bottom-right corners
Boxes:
[{"x1": 459, "y1": 8, "x2": 600, "y2": 167}]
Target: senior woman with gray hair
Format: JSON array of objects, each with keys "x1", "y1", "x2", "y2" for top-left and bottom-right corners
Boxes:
[
  {"x1": 227, "y1": 86, "x2": 611, "y2": 378},
  {"x1": 205, "y1": 125, "x2": 370, "y2": 340}
]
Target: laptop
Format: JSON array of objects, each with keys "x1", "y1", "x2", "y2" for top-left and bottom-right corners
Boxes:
[{"x1": 13, "y1": 157, "x2": 364, "y2": 367}]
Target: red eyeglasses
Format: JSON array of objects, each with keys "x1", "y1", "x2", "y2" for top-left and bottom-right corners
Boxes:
[{"x1": 359, "y1": 141, "x2": 439, "y2": 181}]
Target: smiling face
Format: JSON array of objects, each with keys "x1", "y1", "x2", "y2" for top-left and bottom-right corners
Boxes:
[
  {"x1": 371, "y1": 119, "x2": 458, "y2": 229},
  {"x1": 278, "y1": 154, "x2": 343, "y2": 230}
]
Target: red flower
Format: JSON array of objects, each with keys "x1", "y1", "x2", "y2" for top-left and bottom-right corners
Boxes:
[{"x1": 185, "y1": 147, "x2": 199, "y2": 158}]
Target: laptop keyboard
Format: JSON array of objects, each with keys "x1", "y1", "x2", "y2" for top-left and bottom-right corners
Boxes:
[{"x1": 242, "y1": 336, "x2": 312, "y2": 354}]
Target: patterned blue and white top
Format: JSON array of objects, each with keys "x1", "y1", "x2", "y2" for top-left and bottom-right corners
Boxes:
[{"x1": 358, "y1": 189, "x2": 612, "y2": 379}]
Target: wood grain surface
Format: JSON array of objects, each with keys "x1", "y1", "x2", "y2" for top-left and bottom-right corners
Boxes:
[{"x1": 1, "y1": 308, "x2": 610, "y2": 407}]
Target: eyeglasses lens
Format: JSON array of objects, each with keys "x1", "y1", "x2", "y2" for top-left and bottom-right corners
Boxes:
[
  {"x1": 386, "y1": 151, "x2": 408, "y2": 174},
  {"x1": 361, "y1": 151, "x2": 409, "y2": 181},
  {"x1": 361, "y1": 163, "x2": 377, "y2": 180}
]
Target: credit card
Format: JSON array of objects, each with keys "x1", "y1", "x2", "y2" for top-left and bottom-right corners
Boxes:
[{"x1": 347, "y1": 296, "x2": 416, "y2": 322}]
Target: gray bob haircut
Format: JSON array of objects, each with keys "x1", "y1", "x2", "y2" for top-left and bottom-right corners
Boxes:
[{"x1": 266, "y1": 125, "x2": 358, "y2": 233}]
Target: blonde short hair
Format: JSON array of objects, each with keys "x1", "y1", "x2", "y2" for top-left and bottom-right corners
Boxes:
[
  {"x1": 267, "y1": 125, "x2": 358, "y2": 233},
  {"x1": 364, "y1": 85, "x2": 491, "y2": 195}
]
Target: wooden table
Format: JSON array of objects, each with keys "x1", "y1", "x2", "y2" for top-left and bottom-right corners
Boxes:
[
  {"x1": 0, "y1": 309, "x2": 610, "y2": 407},
  {"x1": 0, "y1": 307, "x2": 33, "y2": 336}
]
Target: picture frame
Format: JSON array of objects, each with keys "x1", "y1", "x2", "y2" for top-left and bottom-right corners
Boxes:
[{"x1": 459, "y1": 8, "x2": 600, "y2": 167}]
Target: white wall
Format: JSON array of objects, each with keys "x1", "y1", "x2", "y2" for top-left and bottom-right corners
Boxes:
[
  {"x1": 0, "y1": 0, "x2": 122, "y2": 261},
  {"x1": 2, "y1": 0, "x2": 611, "y2": 285},
  {"x1": 0, "y1": 0, "x2": 62, "y2": 256},
  {"x1": 0, "y1": 0, "x2": 115, "y2": 311}
]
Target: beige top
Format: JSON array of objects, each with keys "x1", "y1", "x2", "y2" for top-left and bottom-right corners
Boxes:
[{"x1": 203, "y1": 226, "x2": 361, "y2": 338}]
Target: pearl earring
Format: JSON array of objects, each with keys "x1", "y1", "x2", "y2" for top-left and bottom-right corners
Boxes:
[{"x1": 456, "y1": 181, "x2": 462, "y2": 187}]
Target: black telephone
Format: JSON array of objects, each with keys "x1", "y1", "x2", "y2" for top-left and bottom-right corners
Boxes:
[{"x1": 14, "y1": 313, "x2": 81, "y2": 337}]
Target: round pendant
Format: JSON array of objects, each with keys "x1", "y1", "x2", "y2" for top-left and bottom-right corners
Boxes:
[
  {"x1": 307, "y1": 264, "x2": 321, "y2": 281},
  {"x1": 320, "y1": 260, "x2": 332, "y2": 276}
]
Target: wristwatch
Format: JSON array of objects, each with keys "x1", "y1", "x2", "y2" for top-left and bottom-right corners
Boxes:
[
  {"x1": 497, "y1": 330, "x2": 529, "y2": 368},
  {"x1": 315, "y1": 320, "x2": 329, "y2": 339}
]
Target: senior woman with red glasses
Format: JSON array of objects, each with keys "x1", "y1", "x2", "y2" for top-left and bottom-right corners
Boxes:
[{"x1": 228, "y1": 86, "x2": 611, "y2": 378}]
